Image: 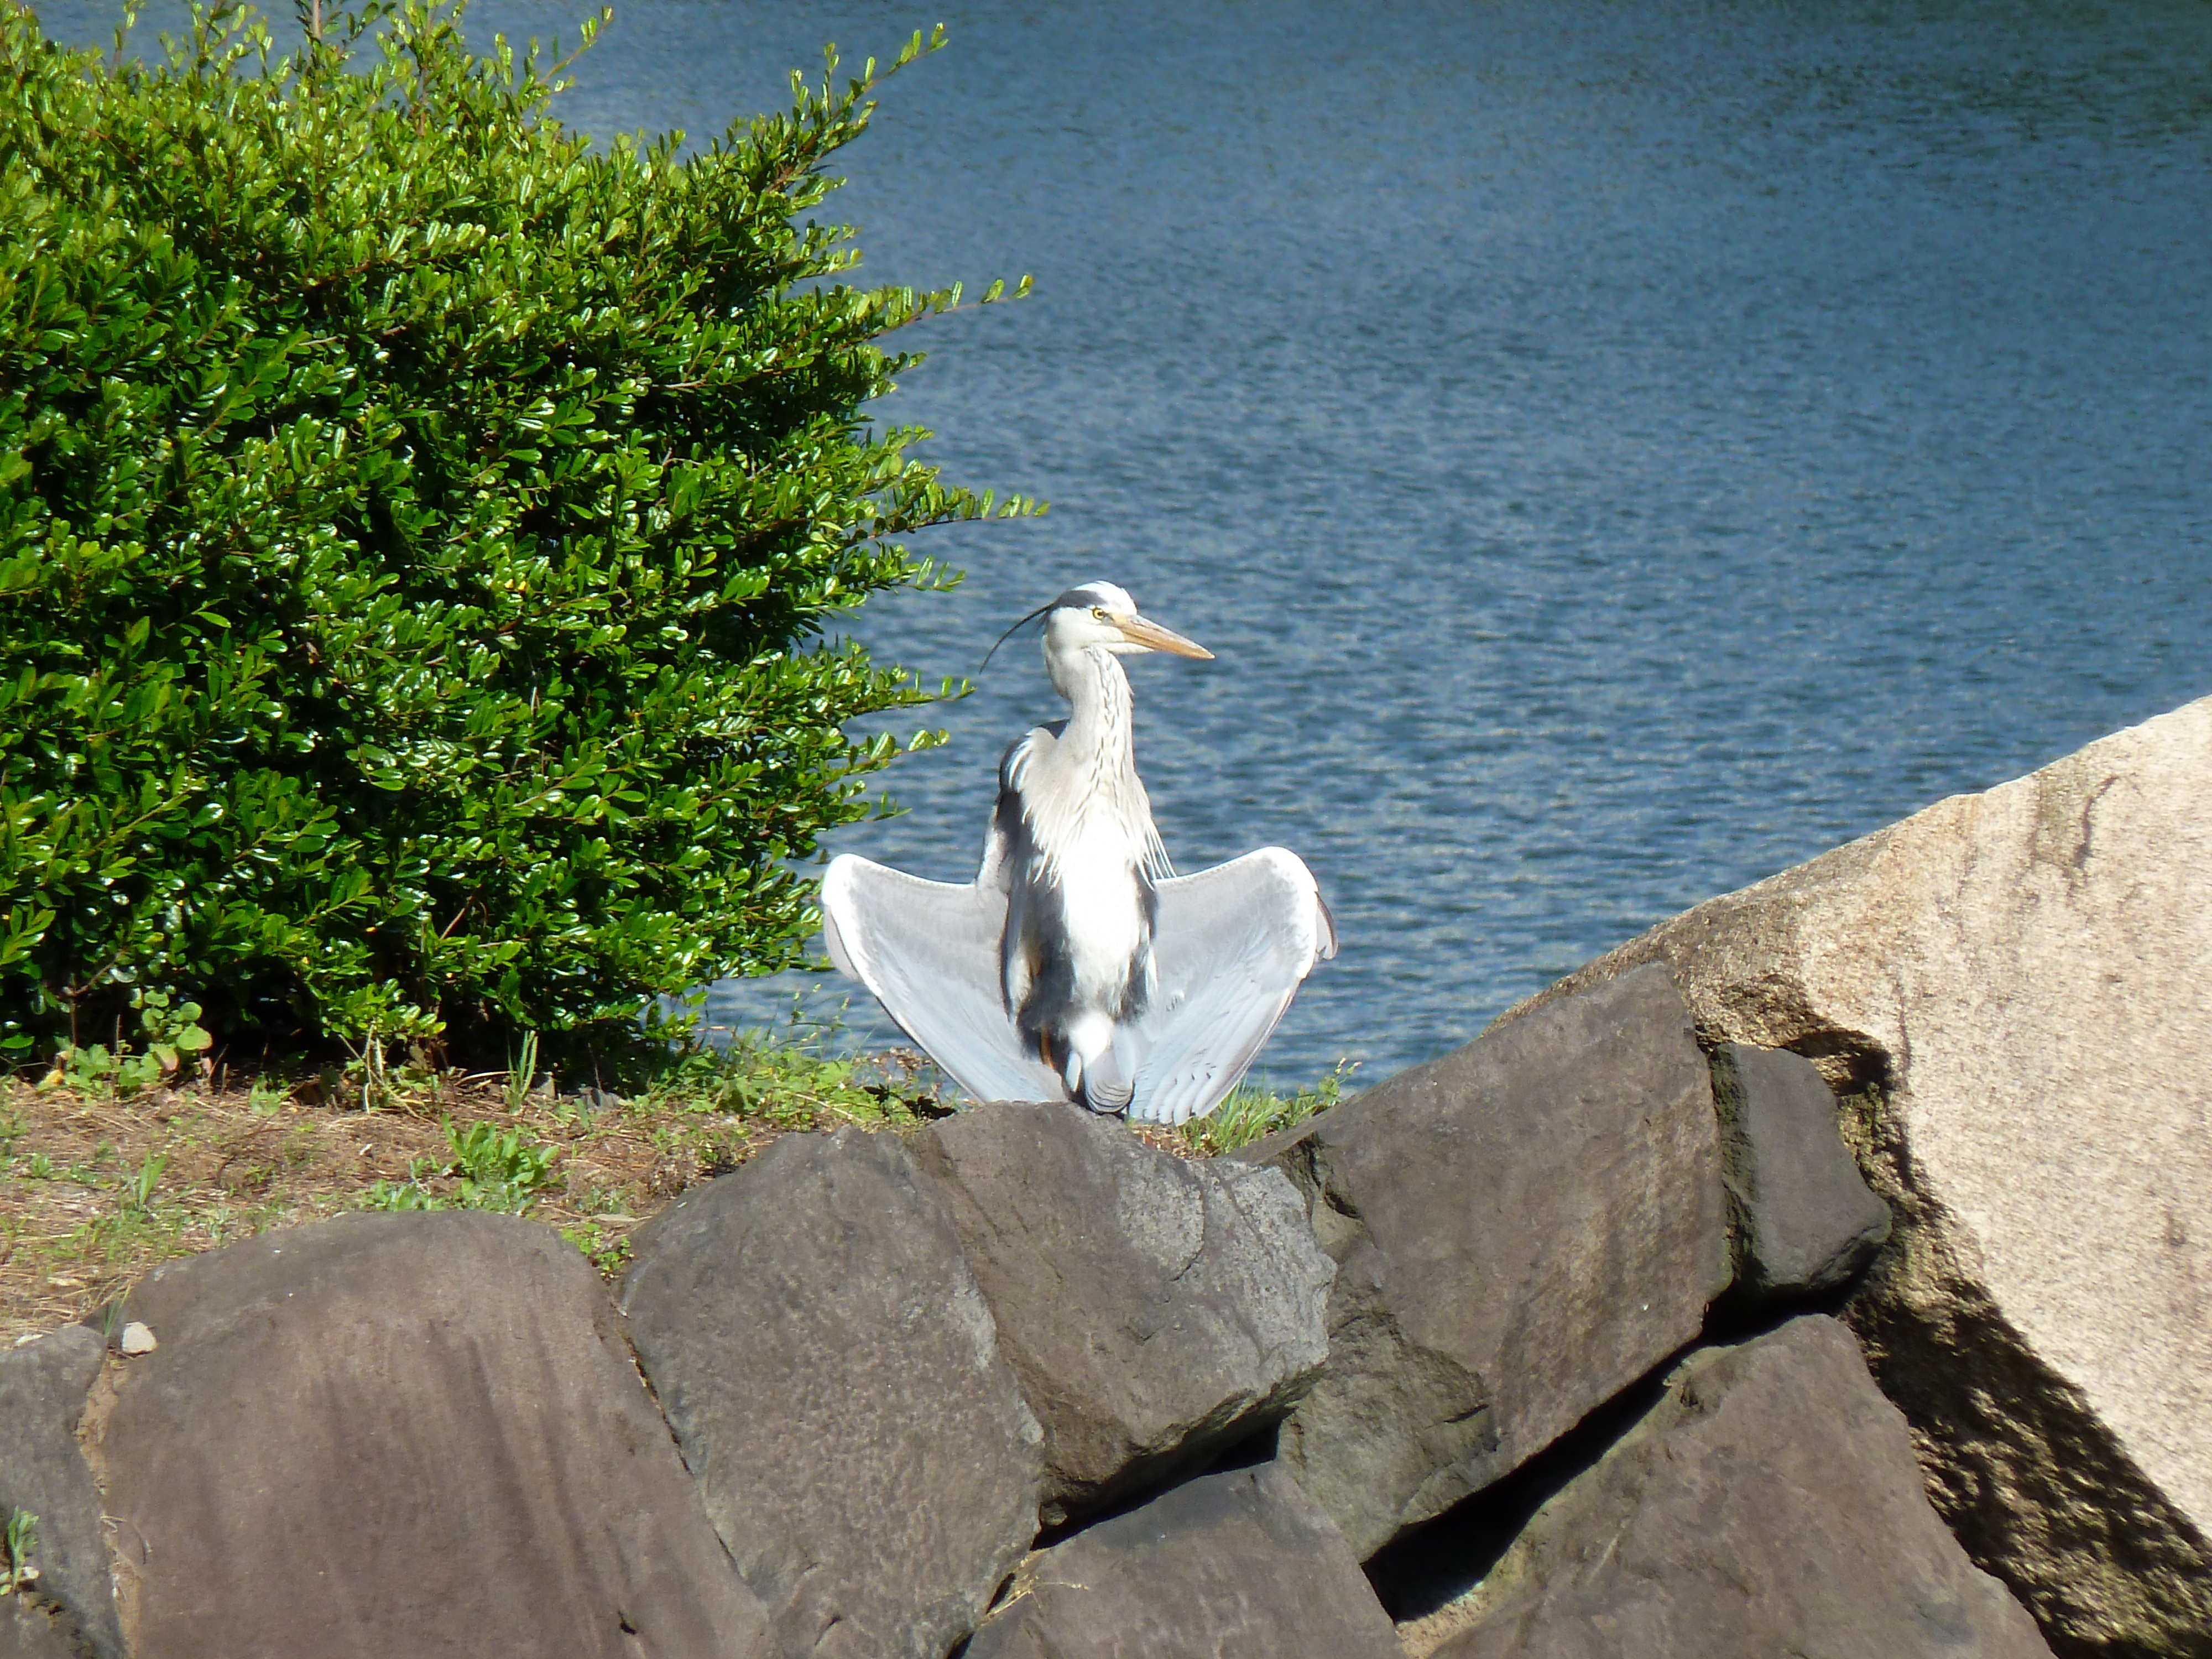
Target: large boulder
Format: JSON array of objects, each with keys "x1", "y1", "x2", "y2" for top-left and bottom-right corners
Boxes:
[
  {"x1": 1712, "y1": 1042, "x2": 1890, "y2": 1301},
  {"x1": 907, "y1": 1099, "x2": 1334, "y2": 1525},
  {"x1": 1405, "y1": 1317, "x2": 2053, "y2": 1659},
  {"x1": 619, "y1": 1127, "x2": 1044, "y2": 1659},
  {"x1": 1241, "y1": 964, "x2": 1730, "y2": 1557},
  {"x1": 1504, "y1": 695, "x2": 2212, "y2": 1653},
  {"x1": 90, "y1": 1212, "x2": 775, "y2": 1659},
  {"x1": 0, "y1": 1327, "x2": 118, "y2": 1658},
  {"x1": 965, "y1": 1460, "x2": 1402, "y2": 1659}
]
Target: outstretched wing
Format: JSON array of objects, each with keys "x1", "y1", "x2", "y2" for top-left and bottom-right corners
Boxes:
[
  {"x1": 820, "y1": 853, "x2": 1068, "y2": 1107},
  {"x1": 1130, "y1": 847, "x2": 1338, "y2": 1126}
]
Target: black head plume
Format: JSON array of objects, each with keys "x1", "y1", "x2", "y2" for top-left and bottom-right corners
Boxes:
[{"x1": 978, "y1": 598, "x2": 1057, "y2": 674}]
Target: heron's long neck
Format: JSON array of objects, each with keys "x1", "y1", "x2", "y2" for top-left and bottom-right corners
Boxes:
[{"x1": 1052, "y1": 646, "x2": 1140, "y2": 802}]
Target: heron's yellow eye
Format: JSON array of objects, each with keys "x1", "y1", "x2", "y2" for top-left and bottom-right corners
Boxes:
[{"x1": 1091, "y1": 606, "x2": 1108, "y2": 620}]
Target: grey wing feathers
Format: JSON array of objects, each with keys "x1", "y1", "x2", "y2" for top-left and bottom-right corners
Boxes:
[
  {"x1": 820, "y1": 854, "x2": 1067, "y2": 1106},
  {"x1": 1130, "y1": 847, "x2": 1338, "y2": 1126}
]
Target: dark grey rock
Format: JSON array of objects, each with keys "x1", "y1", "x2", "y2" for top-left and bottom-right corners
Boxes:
[
  {"x1": 1411, "y1": 1316, "x2": 2053, "y2": 1659},
  {"x1": 1712, "y1": 1042, "x2": 1890, "y2": 1298},
  {"x1": 966, "y1": 1460, "x2": 1402, "y2": 1659},
  {"x1": 0, "y1": 1328, "x2": 117, "y2": 1659},
  {"x1": 96, "y1": 1212, "x2": 774, "y2": 1659},
  {"x1": 620, "y1": 1126, "x2": 1043, "y2": 1659},
  {"x1": 2, "y1": 1597, "x2": 90, "y2": 1659},
  {"x1": 909, "y1": 1099, "x2": 1334, "y2": 1525},
  {"x1": 1241, "y1": 964, "x2": 1730, "y2": 1557}
]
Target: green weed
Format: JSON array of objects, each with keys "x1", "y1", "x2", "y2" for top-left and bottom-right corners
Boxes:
[
  {"x1": 360, "y1": 1175, "x2": 444, "y2": 1213},
  {"x1": 446, "y1": 1120, "x2": 560, "y2": 1212},
  {"x1": 503, "y1": 1031, "x2": 544, "y2": 1114},
  {"x1": 42, "y1": 990, "x2": 213, "y2": 1096},
  {"x1": 3, "y1": 1508, "x2": 37, "y2": 1595},
  {"x1": 121, "y1": 1153, "x2": 166, "y2": 1214},
  {"x1": 1178, "y1": 1060, "x2": 1359, "y2": 1157},
  {"x1": 560, "y1": 1220, "x2": 633, "y2": 1276},
  {"x1": 359, "y1": 1117, "x2": 560, "y2": 1215},
  {"x1": 645, "y1": 1011, "x2": 949, "y2": 1137}
]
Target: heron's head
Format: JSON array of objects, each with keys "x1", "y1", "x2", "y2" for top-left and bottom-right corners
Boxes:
[{"x1": 1040, "y1": 582, "x2": 1214, "y2": 661}]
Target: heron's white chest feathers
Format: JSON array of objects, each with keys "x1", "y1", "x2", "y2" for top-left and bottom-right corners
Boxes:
[{"x1": 1047, "y1": 818, "x2": 1151, "y2": 1001}]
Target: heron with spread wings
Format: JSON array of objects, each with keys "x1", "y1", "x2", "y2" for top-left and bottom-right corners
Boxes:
[{"x1": 822, "y1": 581, "x2": 1335, "y2": 1125}]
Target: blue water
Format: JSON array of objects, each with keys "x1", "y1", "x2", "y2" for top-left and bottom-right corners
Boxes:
[{"x1": 38, "y1": 0, "x2": 2212, "y2": 1084}]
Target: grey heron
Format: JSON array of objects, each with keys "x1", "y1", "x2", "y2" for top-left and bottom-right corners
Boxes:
[{"x1": 821, "y1": 581, "x2": 1336, "y2": 1124}]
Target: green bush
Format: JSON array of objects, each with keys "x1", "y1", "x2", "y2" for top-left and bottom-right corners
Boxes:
[{"x1": 0, "y1": 0, "x2": 1032, "y2": 1065}]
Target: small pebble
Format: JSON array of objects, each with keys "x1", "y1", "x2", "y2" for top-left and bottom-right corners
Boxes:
[{"x1": 119, "y1": 1322, "x2": 158, "y2": 1356}]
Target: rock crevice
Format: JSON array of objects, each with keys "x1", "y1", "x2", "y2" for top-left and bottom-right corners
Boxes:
[{"x1": 1245, "y1": 964, "x2": 1732, "y2": 1557}]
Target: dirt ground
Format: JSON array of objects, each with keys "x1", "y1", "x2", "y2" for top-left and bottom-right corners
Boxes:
[
  {"x1": 0, "y1": 1042, "x2": 1316, "y2": 1347},
  {"x1": 0, "y1": 1062, "x2": 900, "y2": 1345}
]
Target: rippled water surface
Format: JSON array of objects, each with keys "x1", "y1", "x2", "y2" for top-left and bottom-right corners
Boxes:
[{"x1": 41, "y1": 0, "x2": 2212, "y2": 1082}]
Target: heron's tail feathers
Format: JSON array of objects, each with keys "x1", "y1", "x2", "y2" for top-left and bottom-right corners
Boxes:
[
  {"x1": 1077, "y1": 1071, "x2": 1134, "y2": 1115},
  {"x1": 1055, "y1": 1015, "x2": 1137, "y2": 1115}
]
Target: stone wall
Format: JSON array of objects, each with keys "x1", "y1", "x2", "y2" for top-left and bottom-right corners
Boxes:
[{"x1": 8, "y1": 695, "x2": 2205, "y2": 1658}]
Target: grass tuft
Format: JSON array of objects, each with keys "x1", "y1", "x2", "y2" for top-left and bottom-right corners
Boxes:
[{"x1": 1174, "y1": 1060, "x2": 1358, "y2": 1157}]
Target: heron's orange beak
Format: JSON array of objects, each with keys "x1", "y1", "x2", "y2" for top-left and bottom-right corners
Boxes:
[{"x1": 1113, "y1": 613, "x2": 1214, "y2": 659}]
